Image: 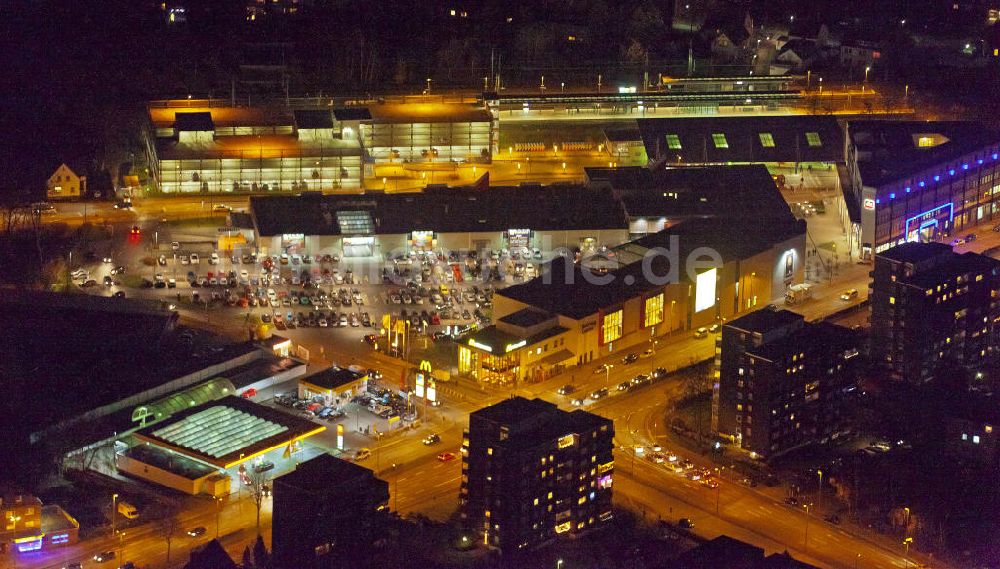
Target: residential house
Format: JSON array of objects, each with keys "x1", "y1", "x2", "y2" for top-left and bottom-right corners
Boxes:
[{"x1": 46, "y1": 163, "x2": 86, "y2": 201}]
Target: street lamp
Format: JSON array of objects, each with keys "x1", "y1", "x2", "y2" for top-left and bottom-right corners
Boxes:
[
  {"x1": 111, "y1": 493, "x2": 119, "y2": 538},
  {"x1": 557, "y1": 559, "x2": 564, "y2": 569},
  {"x1": 803, "y1": 503, "x2": 811, "y2": 550},
  {"x1": 215, "y1": 497, "x2": 223, "y2": 538},
  {"x1": 817, "y1": 469, "x2": 823, "y2": 514},
  {"x1": 604, "y1": 364, "x2": 614, "y2": 389},
  {"x1": 903, "y1": 537, "x2": 913, "y2": 569}
]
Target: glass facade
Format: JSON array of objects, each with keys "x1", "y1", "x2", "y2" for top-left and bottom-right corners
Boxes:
[
  {"x1": 643, "y1": 294, "x2": 664, "y2": 328},
  {"x1": 601, "y1": 309, "x2": 623, "y2": 345},
  {"x1": 360, "y1": 121, "x2": 491, "y2": 163},
  {"x1": 159, "y1": 149, "x2": 362, "y2": 193}
]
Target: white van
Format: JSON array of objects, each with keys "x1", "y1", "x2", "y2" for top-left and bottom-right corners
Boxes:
[{"x1": 117, "y1": 501, "x2": 139, "y2": 519}]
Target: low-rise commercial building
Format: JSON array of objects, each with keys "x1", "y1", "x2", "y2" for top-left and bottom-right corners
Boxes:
[
  {"x1": 124, "y1": 395, "x2": 324, "y2": 495},
  {"x1": 462, "y1": 215, "x2": 805, "y2": 387},
  {"x1": 870, "y1": 242, "x2": 1000, "y2": 384},
  {"x1": 249, "y1": 184, "x2": 630, "y2": 259},
  {"x1": 272, "y1": 454, "x2": 389, "y2": 569},
  {"x1": 458, "y1": 164, "x2": 806, "y2": 387},
  {"x1": 844, "y1": 120, "x2": 1000, "y2": 259},
  {"x1": 714, "y1": 308, "x2": 861, "y2": 459},
  {"x1": 298, "y1": 366, "x2": 368, "y2": 405},
  {"x1": 460, "y1": 397, "x2": 614, "y2": 552},
  {"x1": 0, "y1": 492, "x2": 79, "y2": 555}
]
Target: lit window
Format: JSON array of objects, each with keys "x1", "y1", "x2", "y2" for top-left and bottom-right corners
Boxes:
[
  {"x1": 555, "y1": 522, "x2": 571, "y2": 534},
  {"x1": 712, "y1": 133, "x2": 729, "y2": 149},
  {"x1": 889, "y1": 296, "x2": 895, "y2": 305},
  {"x1": 759, "y1": 133, "x2": 775, "y2": 147},
  {"x1": 962, "y1": 433, "x2": 968, "y2": 440},
  {"x1": 666, "y1": 134, "x2": 682, "y2": 149},
  {"x1": 986, "y1": 425, "x2": 993, "y2": 433},
  {"x1": 547, "y1": 491, "x2": 553, "y2": 499},
  {"x1": 806, "y1": 132, "x2": 822, "y2": 147},
  {"x1": 644, "y1": 293, "x2": 664, "y2": 328},
  {"x1": 973, "y1": 435, "x2": 981, "y2": 444},
  {"x1": 487, "y1": 447, "x2": 493, "y2": 456},
  {"x1": 601, "y1": 309, "x2": 623, "y2": 344},
  {"x1": 534, "y1": 498, "x2": 539, "y2": 505}
]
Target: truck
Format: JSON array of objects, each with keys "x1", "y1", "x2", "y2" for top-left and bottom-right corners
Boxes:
[{"x1": 784, "y1": 283, "x2": 813, "y2": 305}]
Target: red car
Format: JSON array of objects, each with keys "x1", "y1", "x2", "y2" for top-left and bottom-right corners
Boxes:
[{"x1": 437, "y1": 452, "x2": 456, "y2": 462}]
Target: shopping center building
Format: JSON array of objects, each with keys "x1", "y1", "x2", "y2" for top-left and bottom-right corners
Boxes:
[
  {"x1": 843, "y1": 120, "x2": 1000, "y2": 259},
  {"x1": 249, "y1": 183, "x2": 630, "y2": 259},
  {"x1": 458, "y1": 165, "x2": 807, "y2": 387}
]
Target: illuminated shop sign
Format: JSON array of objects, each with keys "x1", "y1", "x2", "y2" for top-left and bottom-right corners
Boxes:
[
  {"x1": 505, "y1": 340, "x2": 527, "y2": 352},
  {"x1": 468, "y1": 339, "x2": 493, "y2": 353},
  {"x1": 863, "y1": 198, "x2": 875, "y2": 210}
]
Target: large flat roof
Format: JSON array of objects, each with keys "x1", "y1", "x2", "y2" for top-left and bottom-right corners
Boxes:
[
  {"x1": 637, "y1": 115, "x2": 843, "y2": 164},
  {"x1": 135, "y1": 396, "x2": 324, "y2": 468},
  {"x1": 148, "y1": 106, "x2": 295, "y2": 130},
  {"x1": 848, "y1": 120, "x2": 1000, "y2": 188},
  {"x1": 586, "y1": 164, "x2": 793, "y2": 222},
  {"x1": 366, "y1": 102, "x2": 491, "y2": 124},
  {"x1": 275, "y1": 453, "x2": 382, "y2": 496},
  {"x1": 300, "y1": 367, "x2": 367, "y2": 391},
  {"x1": 250, "y1": 184, "x2": 627, "y2": 237},
  {"x1": 499, "y1": 216, "x2": 804, "y2": 320}
]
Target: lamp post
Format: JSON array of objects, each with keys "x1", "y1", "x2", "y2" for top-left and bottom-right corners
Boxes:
[
  {"x1": 817, "y1": 469, "x2": 823, "y2": 515},
  {"x1": 864, "y1": 66, "x2": 870, "y2": 90},
  {"x1": 903, "y1": 537, "x2": 913, "y2": 569},
  {"x1": 803, "y1": 503, "x2": 811, "y2": 550},
  {"x1": 215, "y1": 497, "x2": 223, "y2": 538},
  {"x1": 604, "y1": 364, "x2": 614, "y2": 389},
  {"x1": 111, "y1": 493, "x2": 118, "y2": 538}
]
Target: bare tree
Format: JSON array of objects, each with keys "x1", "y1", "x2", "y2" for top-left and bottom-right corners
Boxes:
[
  {"x1": 156, "y1": 506, "x2": 182, "y2": 564},
  {"x1": 245, "y1": 467, "x2": 271, "y2": 534}
]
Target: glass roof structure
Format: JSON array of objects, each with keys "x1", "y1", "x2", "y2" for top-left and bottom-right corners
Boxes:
[{"x1": 152, "y1": 405, "x2": 288, "y2": 459}]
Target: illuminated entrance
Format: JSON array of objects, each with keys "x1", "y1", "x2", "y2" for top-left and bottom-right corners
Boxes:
[{"x1": 905, "y1": 203, "x2": 954, "y2": 243}]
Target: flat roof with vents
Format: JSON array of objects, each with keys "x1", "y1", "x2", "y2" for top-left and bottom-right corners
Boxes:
[{"x1": 133, "y1": 396, "x2": 324, "y2": 468}]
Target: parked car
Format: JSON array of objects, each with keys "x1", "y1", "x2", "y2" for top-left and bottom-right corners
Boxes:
[
  {"x1": 693, "y1": 327, "x2": 709, "y2": 339},
  {"x1": 557, "y1": 384, "x2": 576, "y2": 395},
  {"x1": 187, "y1": 526, "x2": 207, "y2": 537},
  {"x1": 354, "y1": 448, "x2": 371, "y2": 461}
]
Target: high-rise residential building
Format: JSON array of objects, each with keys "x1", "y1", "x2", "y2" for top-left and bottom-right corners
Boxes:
[
  {"x1": 271, "y1": 454, "x2": 389, "y2": 569},
  {"x1": 460, "y1": 397, "x2": 614, "y2": 551},
  {"x1": 870, "y1": 242, "x2": 1000, "y2": 383},
  {"x1": 714, "y1": 307, "x2": 860, "y2": 459}
]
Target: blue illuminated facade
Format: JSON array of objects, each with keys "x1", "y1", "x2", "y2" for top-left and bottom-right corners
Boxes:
[{"x1": 845, "y1": 121, "x2": 1000, "y2": 258}]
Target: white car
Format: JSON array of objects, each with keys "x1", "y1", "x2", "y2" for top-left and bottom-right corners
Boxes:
[
  {"x1": 209, "y1": 253, "x2": 220, "y2": 265},
  {"x1": 267, "y1": 288, "x2": 277, "y2": 301},
  {"x1": 189, "y1": 253, "x2": 200, "y2": 264},
  {"x1": 180, "y1": 255, "x2": 190, "y2": 265},
  {"x1": 240, "y1": 270, "x2": 249, "y2": 280},
  {"x1": 171, "y1": 241, "x2": 181, "y2": 251}
]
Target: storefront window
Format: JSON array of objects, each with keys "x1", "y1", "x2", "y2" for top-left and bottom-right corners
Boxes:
[
  {"x1": 507, "y1": 229, "x2": 531, "y2": 250},
  {"x1": 411, "y1": 230, "x2": 435, "y2": 250},
  {"x1": 458, "y1": 345, "x2": 473, "y2": 373},
  {"x1": 601, "y1": 309, "x2": 623, "y2": 345},
  {"x1": 644, "y1": 294, "x2": 664, "y2": 328},
  {"x1": 282, "y1": 233, "x2": 305, "y2": 254}
]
